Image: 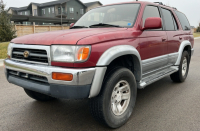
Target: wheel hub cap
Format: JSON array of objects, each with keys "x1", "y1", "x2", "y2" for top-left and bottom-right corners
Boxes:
[
  {"x1": 111, "y1": 80, "x2": 131, "y2": 116},
  {"x1": 182, "y1": 57, "x2": 188, "y2": 76}
]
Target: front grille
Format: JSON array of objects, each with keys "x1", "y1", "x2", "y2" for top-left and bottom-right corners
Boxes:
[
  {"x1": 8, "y1": 70, "x2": 48, "y2": 84},
  {"x1": 12, "y1": 48, "x2": 48, "y2": 64}
]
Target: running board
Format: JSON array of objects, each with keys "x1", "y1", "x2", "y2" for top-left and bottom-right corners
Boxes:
[{"x1": 139, "y1": 66, "x2": 178, "y2": 89}]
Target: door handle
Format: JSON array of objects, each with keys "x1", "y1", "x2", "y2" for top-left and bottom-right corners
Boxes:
[
  {"x1": 162, "y1": 38, "x2": 167, "y2": 41},
  {"x1": 179, "y1": 37, "x2": 183, "y2": 40}
]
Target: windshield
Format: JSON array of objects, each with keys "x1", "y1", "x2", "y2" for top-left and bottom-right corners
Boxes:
[{"x1": 74, "y1": 4, "x2": 140, "y2": 28}]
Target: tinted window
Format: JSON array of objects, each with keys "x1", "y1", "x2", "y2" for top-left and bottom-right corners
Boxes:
[
  {"x1": 143, "y1": 6, "x2": 161, "y2": 29},
  {"x1": 161, "y1": 8, "x2": 174, "y2": 30},
  {"x1": 175, "y1": 11, "x2": 190, "y2": 30}
]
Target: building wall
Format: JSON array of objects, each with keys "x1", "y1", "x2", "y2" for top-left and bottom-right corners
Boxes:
[
  {"x1": 40, "y1": 6, "x2": 56, "y2": 18},
  {"x1": 32, "y1": 4, "x2": 38, "y2": 16},
  {"x1": 55, "y1": 3, "x2": 67, "y2": 18},
  {"x1": 86, "y1": 3, "x2": 101, "y2": 12},
  {"x1": 8, "y1": 9, "x2": 13, "y2": 14},
  {"x1": 9, "y1": 0, "x2": 86, "y2": 25},
  {"x1": 17, "y1": 10, "x2": 30, "y2": 15},
  {"x1": 66, "y1": 0, "x2": 85, "y2": 20}
]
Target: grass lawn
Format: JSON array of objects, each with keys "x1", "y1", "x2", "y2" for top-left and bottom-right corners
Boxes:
[
  {"x1": 193, "y1": 32, "x2": 200, "y2": 38},
  {"x1": 0, "y1": 42, "x2": 9, "y2": 59}
]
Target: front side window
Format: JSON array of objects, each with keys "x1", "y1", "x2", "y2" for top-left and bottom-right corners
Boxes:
[
  {"x1": 175, "y1": 11, "x2": 190, "y2": 30},
  {"x1": 143, "y1": 6, "x2": 161, "y2": 29},
  {"x1": 161, "y1": 8, "x2": 175, "y2": 30},
  {"x1": 74, "y1": 4, "x2": 140, "y2": 28},
  {"x1": 70, "y1": 7, "x2": 74, "y2": 13}
]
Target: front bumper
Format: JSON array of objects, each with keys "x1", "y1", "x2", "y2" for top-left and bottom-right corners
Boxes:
[{"x1": 4, "y1": 59, "x2": 96, "y2": 99}]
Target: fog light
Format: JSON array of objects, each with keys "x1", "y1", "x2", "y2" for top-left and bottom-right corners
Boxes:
[{"x1": 52, "y1": 72, "x2": 73, "y2": 81}]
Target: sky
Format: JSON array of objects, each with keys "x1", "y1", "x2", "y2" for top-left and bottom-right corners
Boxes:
[{"x1": 3, "y1": 0, "x2": 200, "y2": 27}]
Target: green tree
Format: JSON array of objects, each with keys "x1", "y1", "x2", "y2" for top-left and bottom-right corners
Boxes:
[
  {"x1": 196, "y1": 27, "x2": 200, "y2": 32},
  {"x1": 0, "y1": 1, "x2": 16, "y2": 42}
]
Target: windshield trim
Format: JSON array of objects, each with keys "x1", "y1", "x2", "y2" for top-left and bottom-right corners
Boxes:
[{"x1": 75, "y1": 3, "x2": 141, "y2": 28}]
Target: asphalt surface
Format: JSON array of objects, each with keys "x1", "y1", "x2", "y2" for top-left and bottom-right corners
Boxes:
[{"x1": 0, "y1": 39, "x2": 200, "y2": 131}]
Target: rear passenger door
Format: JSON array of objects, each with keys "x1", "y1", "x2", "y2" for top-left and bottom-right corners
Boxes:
[
  {"x1": 141, "y1": 5, "x2": 168, "y2": 75},
  {"x1": 160, "y1": 8, "x2": 181, "y2": 65}
]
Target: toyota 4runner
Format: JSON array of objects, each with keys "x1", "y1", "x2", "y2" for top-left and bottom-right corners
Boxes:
[{"x1": 4, "y1": 1, "x2": 194, "y2": 128}]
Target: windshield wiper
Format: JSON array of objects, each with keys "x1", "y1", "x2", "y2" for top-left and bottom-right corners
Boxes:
[
  {"x1": 70, "y1": 26, "x2": 89, "y2": 29},
  {"x1": 89, "y1": 23, "x2": 122, "y2": 28}
]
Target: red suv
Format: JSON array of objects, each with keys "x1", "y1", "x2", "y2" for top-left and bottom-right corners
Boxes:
[{"x1": 4, "y1": 1, "x2": 194, "y2": 128}]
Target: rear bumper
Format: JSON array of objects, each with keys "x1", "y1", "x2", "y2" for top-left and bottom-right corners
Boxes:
[{"x1": 4, "y1": 59, "x2": 96, "y2": 99}]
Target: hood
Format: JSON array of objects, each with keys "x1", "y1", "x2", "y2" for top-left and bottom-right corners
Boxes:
[{"x1": 11, "y1": 28, "x2": 127, "y2": 45}]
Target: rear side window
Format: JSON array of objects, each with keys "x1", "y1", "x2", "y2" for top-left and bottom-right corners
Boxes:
[
  {"x1": 161, "y1": 8, "x2": 175, "y2": 30},
  {"x1": 143, "y1": 6, "x2": 161, "y2": 30},
  {"x1": 175, "y1": 11, "x2": 190, "y2": 30}
]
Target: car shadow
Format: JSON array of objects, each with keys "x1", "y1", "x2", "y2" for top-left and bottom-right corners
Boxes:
[{"x1": 20, "y1": 76, "x2": 186, "y2": 131}]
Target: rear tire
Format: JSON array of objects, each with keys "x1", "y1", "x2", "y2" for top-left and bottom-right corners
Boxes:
[
  {"x1": 170, "y1": 51, "x2": 190, "y2": 82},
  {"x1": 89, "y1": 67, "x2": 137, "y2": 128},
  {"x1": 24, "y1": 89, "x2": 56, "y2": 101}
]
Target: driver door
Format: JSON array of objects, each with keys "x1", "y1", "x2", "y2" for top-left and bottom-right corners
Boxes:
[{"x1": 140, "y1": 5, "x2": 168, "y2": 74}]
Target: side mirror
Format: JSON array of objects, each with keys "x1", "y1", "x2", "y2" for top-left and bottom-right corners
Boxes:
[
  {"x1": 70, "y1": 23, "x2": 75, "y2": 28},
  {"x1": 143, "y1": 17, "x2": 162, "y2": 30}
]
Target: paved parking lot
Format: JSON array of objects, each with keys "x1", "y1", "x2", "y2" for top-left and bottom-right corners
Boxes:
[{"x1": 0, "y1": 39, "x2": 200, "y2": 131}]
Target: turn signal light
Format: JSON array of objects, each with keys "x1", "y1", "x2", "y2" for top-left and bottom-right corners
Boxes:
[
  {"x1": 77, "y1": 47, "x2": 90, "y2": 61},
  {"x1": 52, "y1": 72, "x2": 73, "y2": 81}
]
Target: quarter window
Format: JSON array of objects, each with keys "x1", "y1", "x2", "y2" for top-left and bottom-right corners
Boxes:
[
  {"x1": 175, "y1": 11, "x2": 190, "y2": 30},
  {"x1": 161, "y1": 8, "x2": 175, "y2": 30},
  {"x1": 143, "y1": 6, "x2": 162, "y2": 29}
]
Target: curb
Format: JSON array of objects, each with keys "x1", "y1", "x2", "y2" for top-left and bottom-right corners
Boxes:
[
  {"x1": 194, "y1": 37, "x2": 200, "y2": 40},
  {"x1": 0, "y1": 59, "x2": 4, "y2": 67}
]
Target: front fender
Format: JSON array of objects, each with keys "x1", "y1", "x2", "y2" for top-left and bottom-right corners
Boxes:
[
  {"x1": 89, "y1": 45, "x2": 142, "y2": 98},
  {"x1": 96, "y1": 45, "x2": 142, "y2": 66}
]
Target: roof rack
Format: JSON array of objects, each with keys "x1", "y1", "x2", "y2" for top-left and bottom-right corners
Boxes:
[
  {"x1": 154, "y1": 2, "x2": 163, "y2": 5},
  {"x1": 154, "y1": 2, "x2": 177, "y2": 10},
  {"x1": 172, "y1": 7, "x2": 177, "y2": 10}
]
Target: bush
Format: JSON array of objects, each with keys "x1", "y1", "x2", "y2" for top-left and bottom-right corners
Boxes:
[
  {"x1": 0, "y1": 2, "x2": 16, "y2": 42},
  {"x1": 196, "y1": 27, "x2": 200, "y2": 32}
]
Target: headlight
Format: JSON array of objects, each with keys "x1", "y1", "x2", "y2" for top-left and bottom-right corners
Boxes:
[
  {"x1": 7, "y1": 43, "x2": 14, "y2": 57},
  {"x1": 51, "y1": 45, "x2": 91, "y2": 62}
]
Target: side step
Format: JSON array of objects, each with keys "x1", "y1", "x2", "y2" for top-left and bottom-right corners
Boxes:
[{"x1": 139, "y1": 66, "x2": 178, "y2": 89}]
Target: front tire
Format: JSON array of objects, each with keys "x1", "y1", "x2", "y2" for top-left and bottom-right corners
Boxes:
[
  {"x1": 24, "y1": 89, "x2": 56, "y2": 101},
  {"x1": 89, "y1": 67, "x2": 137, "y2": 128},
  {"x1": 170, "y1": 51, "x2": 190, "y2": 82}
]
